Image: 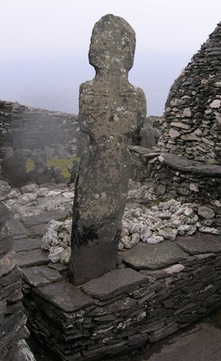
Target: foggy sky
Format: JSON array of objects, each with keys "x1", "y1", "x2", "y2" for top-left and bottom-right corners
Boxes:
[{"x1": 1, "y1": 0, "x2": 221, "y2": 115}]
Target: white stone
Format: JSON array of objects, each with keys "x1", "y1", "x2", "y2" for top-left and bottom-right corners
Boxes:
[
  {"x1": 140, "y1": 227, "x2": 152, "y2": 242},
  {"x1": 210, "y1": 99, "x2": 221, "y2": 108},
  {"x1": 169, "y1": 128, "x2": 180, "y2": 139},
  {"x1": 19, "y1": 193, "x2": 37, "y2": 205},
  {"x1": 214, "y1": 200, "x2": 221, "y2": 208},
  {"x1": 130, "y1": 233, "x2": 140, "y2": 246},
  {"x1": 62, "y1": 192, "x2": 74, "y2": 199},
  {"x1": 146, "y1": 235, "x2": 164, "y2": 244},
  {"x1": 46, "y1": 190, "x2": 62, "y2": 197},
  {"x1": 198, "y1": 206, "x2": 215, "y2": 219},
  {"x1": 164, "y1": 264, "x2": 185, "y2": 274},
  {"x1": 121, "y1": 236, "x2": 133, "y2": 249},
  {"x1": 198, "y1": 227, "x2": 220, "y2": 235},
  {"x1": 189, "y1": 183, "x2": 198, "y2": 192},
  {"x1": 184, "y1": 207, "x2": 194, "y2": 218},
  {"x1": 171, "y1": 219, "x2": 182, "y2": 228},
  {"x1": 7, "y1": 189, "x2": 21, "y2": 199},
  {"x1": 37, "y1": 187, "x2": 50, "y2": 197},
  {"x1": 158, "y1": 227, "x2": 178, "y2": 241},
  {"x1": 182, "y1": 108, "x2": 192, "y2": 117},
  {"x1": 20, "y1": 184, "x2": 39, "y2": 194},
  {"x1": 60, "y1": 248, "x2": 71, "y2": 264},
  {"x1": 47, "y1": 220, "x2": 63, "y2": 231},
  {"x1": 49, "y1": 246, "x2": 65, "y2": 263},
  {"x1": 41, "y1": 229, "x2": 59, "y2": 250}
]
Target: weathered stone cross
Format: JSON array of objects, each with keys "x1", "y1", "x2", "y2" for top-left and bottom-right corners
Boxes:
[{"x1": 70, "y1": 14, "x2": 146, "y2": 285}]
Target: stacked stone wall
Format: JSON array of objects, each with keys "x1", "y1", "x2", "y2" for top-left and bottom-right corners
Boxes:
[
  {"x1": 21, "y1": 241, "x2": 221, "y2": 361},
  {"x1": 0, "y1": 183, "x2": 34, "y2": 360},
  {"x1": 159, "y1": 22, "x2": 221, "y2": 165},
  {"x1": 0, "y1": 100, "x2": 78, "y2": 159}
]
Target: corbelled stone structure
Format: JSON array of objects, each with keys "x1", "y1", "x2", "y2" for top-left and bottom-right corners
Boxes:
[
  {"x1": 70, "y1": 14, "x2": 146, "y2": 285},
  {"x1": 159, "y1": 22, "x2": 221, "y2": 165}
]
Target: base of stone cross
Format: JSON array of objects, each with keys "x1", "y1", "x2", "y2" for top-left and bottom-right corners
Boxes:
[{"x1": 70, "y1": 239, "x2": 119, "y2": 285}]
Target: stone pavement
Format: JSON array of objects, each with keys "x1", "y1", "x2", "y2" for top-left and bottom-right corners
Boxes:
[{"x1": 136, "y1": 322, "x2": 221, "y2": 361}]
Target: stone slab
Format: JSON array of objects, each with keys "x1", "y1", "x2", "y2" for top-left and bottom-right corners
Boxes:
[
  {"x1": 21, "y1": 266, "x2": 62, "y2": 287},
  {"x1": 142, "y1": 323, "x2": 221, "y2": 361},
  {"x1": 176, "y1": 233, "x2": 221, "y2": 255},
  {"x1": 123, "y1": 241, "x2": 188, "y2": 270},
  {"x1": 14, "y1": 238, "x2": 41, "y2": 252},
  {"x1": 27, "y1": 225, "x2": 47, "y2": 237},
  {"x1": 0, "y1": 250, "x2": 17, "y2": 277},
  {"x1": 0, "y1": 236, "x2": 14, "y2": 256},
  {"x1": 0, "y1": 203, "x2": 10, "y2": 224},
  {"x1": 16, "y1": 249, "x2": 49, "y2": 268},
  {"x1": 33, "y1": 280, "x2": 94, "y2": 312},
  {"x1": 161, "y1": 153, "x2": 221, "y2": 176},
  {"x1": 9, "y1": 218, "x2": 27, "y2": 237},
  {"x1": 21, "y1": 210, "x2": 66, "y2": 228},
  {"x1": 81, "y1": 268, "x2": 149, "y2": 301}
]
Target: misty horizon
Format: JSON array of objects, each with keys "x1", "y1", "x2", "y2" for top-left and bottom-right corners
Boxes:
[{"x1": 0, "y1": 51, "x2": 193, "y2": 116}]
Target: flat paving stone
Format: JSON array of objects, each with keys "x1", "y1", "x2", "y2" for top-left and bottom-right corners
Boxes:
[
  {"x1": 10, "y1": 218, "x2": 27, "y2": 237},
  {"x1": 123, "y1": 241, "x2": 188, "y2": 270},
  {"x1": 176, "y1": 233, "x2": 221, "y2": 255},
  {"x1": 16, "y1": 249, "x2": 49, "y2": 268},
  {"x1": 82, "y1": 268, "x2": 149, "y2": 301},
  {"x1": 34, "y1": 280, "x2": 94, "y2": 312},
  {"x1": 14, "y1": 238, "x2": 41, "y2": 252},
  {"x1": 21, "y1": 210, "x2": 67, "y2": 228},
  {"x1": 27, "y1": 224, "x2": 47, "y2": 237},
  {"x1": 138, "y1": 322, "x2": 221, "y2": 361},
  {"x1": 21, "y1": 266, "x2": 62, "y2": 287}
]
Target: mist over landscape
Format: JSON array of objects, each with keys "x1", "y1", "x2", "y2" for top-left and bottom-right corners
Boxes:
[{"x1": 0, "y1": 51, "x2": 193, "y2": 116}]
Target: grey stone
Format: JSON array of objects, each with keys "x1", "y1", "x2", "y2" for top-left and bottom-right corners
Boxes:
[
  {"x1": 82, "y1": 268, "x2": 149, "y2": 300},
  {"x1": 21, "y1": 210, "x2": 66, "y2": 228},
  {"x1": 33, "y1": 280, "x2": 94, "y2": 312},
  {"x1": 7, "y1": 340, "x2": 36, "y2": 361},
  {"x1": 70, "y1": 14, "x2": 146, "y2": 285},
  {"x1": 21, "y1": 266, "x2": 62, "y2": 287},
  {"x1": 176, "y1": 233, "x2": 221, "y2": 255},
  {"x1": 14, "y1": 238, "x2": 41, "y2": 252},
  {"x1": 0, "y1": 203, "x2": 10, "y2": 224},
  {"x1": 160, "y1": 153, "x2": 221, "y2": 176},
  {"x1": 0, "y1": 251, "x2": 17, "y2": 277},
  {"x1": 16, "y1": 249, "x2": 49, "y2": 268},
  {"x1": 123, "y1": 242, "x2": 188, "y2": 270},
  {"x1": 198, "y1": 206, "x2": 215, "y2": 219}
]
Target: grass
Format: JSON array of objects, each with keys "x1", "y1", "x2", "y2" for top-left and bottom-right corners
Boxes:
[{"x1": 26, "y1": 156, "x2": 79, "y2": 181}]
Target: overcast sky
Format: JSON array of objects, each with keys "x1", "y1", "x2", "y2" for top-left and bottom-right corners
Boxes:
[{"x1": 1, "y1": 0, "x2": 221, "y2": 114}]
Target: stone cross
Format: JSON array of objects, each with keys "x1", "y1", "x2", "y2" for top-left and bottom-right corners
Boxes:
[{"x1": 69, "y1": 14, "x2": 146, "y2": 285}]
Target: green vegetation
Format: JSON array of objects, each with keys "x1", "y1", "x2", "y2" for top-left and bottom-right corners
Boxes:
[{"x1": 26, "y1": 156, "x2": 80, "y2": 181}]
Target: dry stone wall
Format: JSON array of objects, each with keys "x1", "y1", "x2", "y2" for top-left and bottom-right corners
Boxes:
[
  {"x1": 21, "y1": 235, "x2": 221, "y2": 361},
  {"x1": 0, "y1": 100, "x2": 79, "y2": 186},
  {"x1": 159, "y1": 22, "x2": 221, "y2": 165},
  {"x1": 0, "y1": 100, "x2": 78, "y2": 156},
  {"x1": 0, "y1": 182, "x2": 35, "y2": 361}
]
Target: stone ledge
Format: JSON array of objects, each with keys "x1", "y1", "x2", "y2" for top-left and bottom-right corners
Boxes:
[
  {"x1": 123, "y1": 241, "x2": 188, "y2": 270},
  {"x1": 81, "y1": 268, "x2": 149, "y2": 301},
  {"x1": 176, "y1": 233, "x2": 221, "y2": 255},
  {"x1": 21, "y1": 266, "x2": 62, "y2": 287},
  {"x1": 16, "y1": 249, "x2": 49, "y2": 268},
  {"x1": 160, "y1": 153, "x2": 221, "y2": 177},
  {"x1": 33, "y1": 280, "x2": 94, "y2": 312},
  {"x1": 21, "y1": 210, "x2": 67, "y2": 228}
]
